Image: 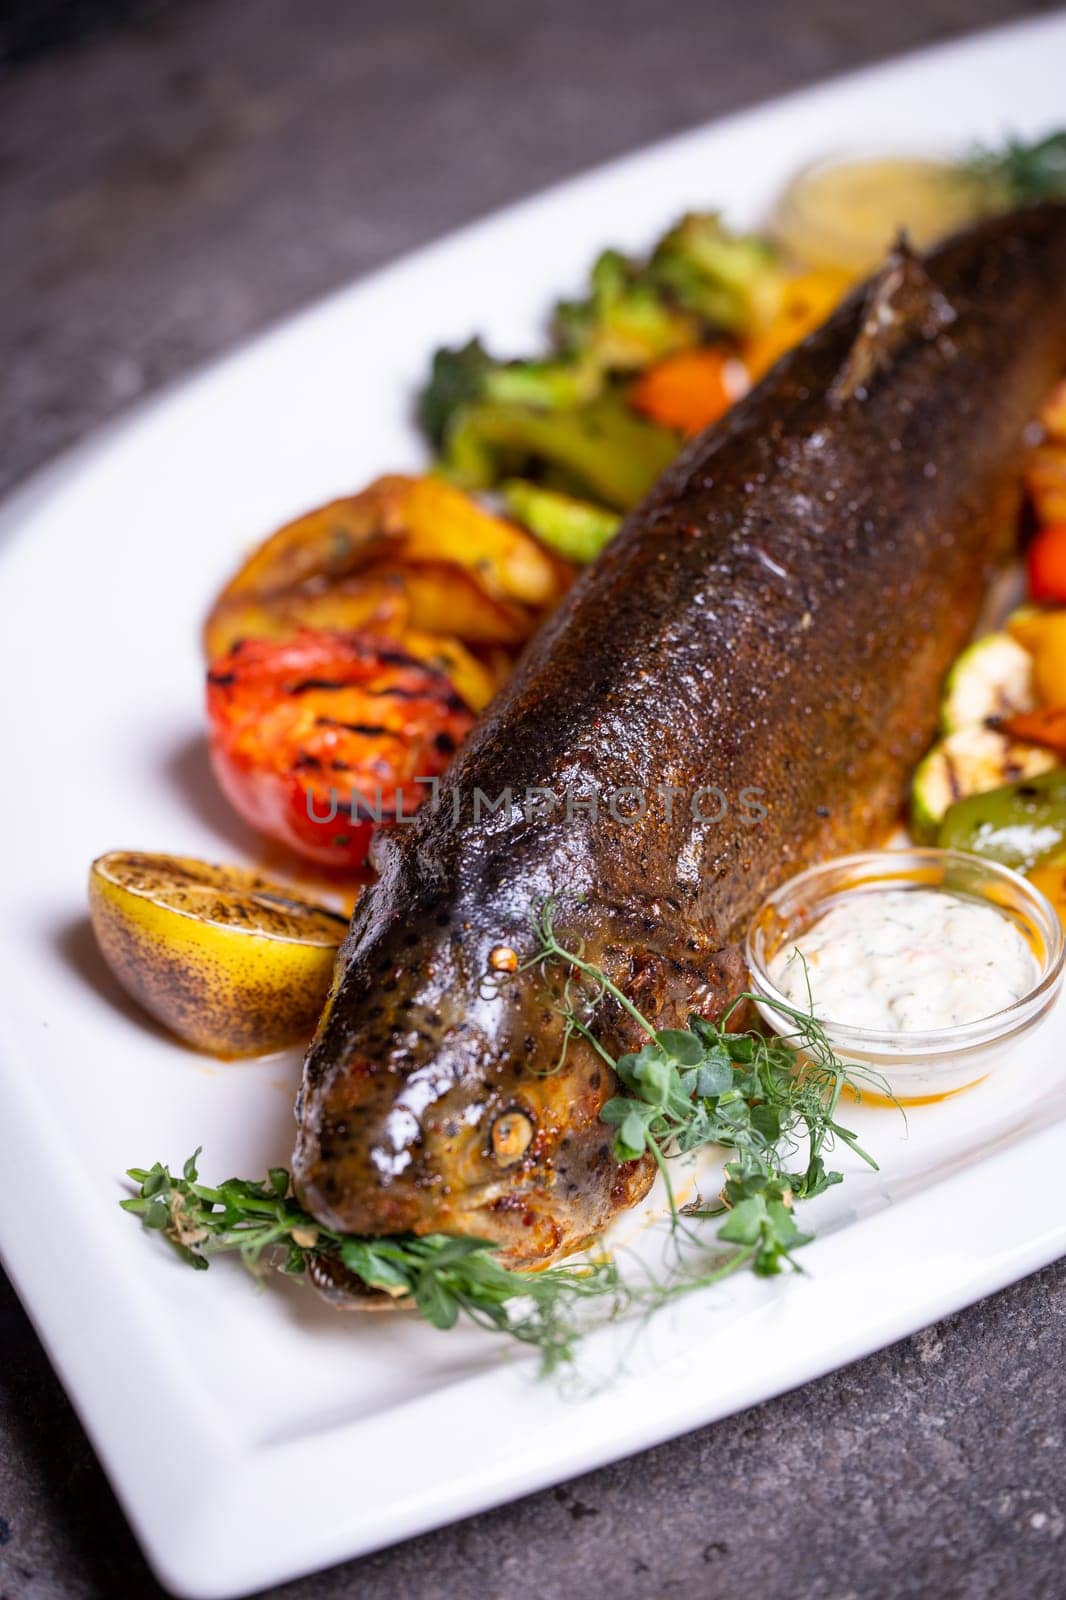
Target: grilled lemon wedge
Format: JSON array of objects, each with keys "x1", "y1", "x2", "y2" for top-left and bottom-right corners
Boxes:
[{"x1": 89, "y1": 852, "x2": 348, "y2": 1057}]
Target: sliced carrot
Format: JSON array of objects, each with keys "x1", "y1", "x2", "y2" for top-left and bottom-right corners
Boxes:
[
  {"x1": 1002, "y1": 705, "x2": 1066, "y2": 757},
  {"x1": 628, "y1": 346, "x2": 744, "y2": 437}
]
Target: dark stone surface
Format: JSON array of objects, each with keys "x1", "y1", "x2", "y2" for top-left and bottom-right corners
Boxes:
[
  {"x1": 2, "y1": 1, "x2": 1064, "y2": 1596},
  {"x1": 0, "y1": 0, "x2": 174, "y2": 66}
]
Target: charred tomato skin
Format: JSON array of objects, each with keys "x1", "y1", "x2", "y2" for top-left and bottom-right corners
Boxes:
[{"x1": 206, "y1": 630, "x2": 475, "y2": 869}]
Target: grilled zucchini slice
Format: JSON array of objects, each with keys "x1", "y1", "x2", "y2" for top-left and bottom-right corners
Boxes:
[
  {"x1": 910, "y1": 726, "x2": 1056, "y2": 840},
  {"x1": 939, "y1": 632, "x2": 1035, "y2": 734}
]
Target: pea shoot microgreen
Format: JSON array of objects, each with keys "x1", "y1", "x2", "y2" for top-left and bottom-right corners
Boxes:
[
  {"x1": 520, "y1": 897, "x2": 886, "y2": 1277},
  {"x1": 122, "y1": 897, "x2": 889, "y2": 1373}
]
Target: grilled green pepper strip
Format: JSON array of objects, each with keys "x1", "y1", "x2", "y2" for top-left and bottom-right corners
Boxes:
[
  {"x1": 937, "y1": 765, "x2": 1066, "y2": 872},
  {"x1": 502, "y1": 480, "x2": 621, "y2": 563}
]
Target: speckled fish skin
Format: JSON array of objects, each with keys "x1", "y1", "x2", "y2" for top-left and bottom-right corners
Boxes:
[{"x1": 294, "y1": 204, "x2": 1066, "y2": 1268}]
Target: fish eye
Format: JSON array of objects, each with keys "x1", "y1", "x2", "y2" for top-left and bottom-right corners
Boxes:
[{"x1": 490, "y1": 1108, "x2": 534, "y2": 1166}]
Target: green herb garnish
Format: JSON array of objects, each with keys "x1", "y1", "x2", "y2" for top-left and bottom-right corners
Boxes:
[
  {"x1": 123, "y1": 900, "x2": 887, "y2": 1371},
  {"x1": 520, "y1": 898, "x2": 884, "y2": 1277},
  {"x1": 121, "y1": 1149, "x2": 623, "y2": 1373},
  {"x1": 967, "y1": 130, "x2": 1066, "y2": 207}
]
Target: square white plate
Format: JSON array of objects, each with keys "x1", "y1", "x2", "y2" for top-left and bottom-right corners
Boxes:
[{"x1": 2, "y1": 13, "x2": 1066, "y2": 1597}]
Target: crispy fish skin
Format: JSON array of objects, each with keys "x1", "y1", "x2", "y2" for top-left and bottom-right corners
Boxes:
[{"x1": 295, "y1": 204, "x2": 1066, "y2": 1268}]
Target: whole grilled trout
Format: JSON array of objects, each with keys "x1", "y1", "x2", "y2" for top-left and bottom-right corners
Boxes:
[{"x1": 295, "y1": 204, "x2": 1066, "y2": 1269}]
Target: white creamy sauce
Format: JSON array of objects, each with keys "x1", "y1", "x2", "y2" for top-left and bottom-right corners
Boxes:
[{"x1": 769, "y1": 886, "x2": 1039, "y2": 1032}]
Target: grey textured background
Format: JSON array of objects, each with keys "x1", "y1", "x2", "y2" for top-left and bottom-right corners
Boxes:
[{"x1": 3, "y1": 2, "x2": 1065, "y2": 1597}]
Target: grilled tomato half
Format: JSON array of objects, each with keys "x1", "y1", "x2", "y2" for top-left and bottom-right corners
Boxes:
[{"x1": 206, "y1": 630, "x2": 475, "y2": 869}]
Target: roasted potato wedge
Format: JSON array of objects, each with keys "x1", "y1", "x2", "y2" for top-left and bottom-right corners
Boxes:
[
  {"x1": 213, "y1": 477, "x2": 403, "y2": 601},
  {"x1": 205, "y1": 562, "x2": 533, "y2": 660},
  {"x1": 205, "y1": 475, "x2": 569, "y2": 660},
  {"x1": 398, "y1": 474, "x2": 564, "y2": 606},
  {"x1": 204, "y1": 580, "x2": 405, "y2": 662},
  {"x1": 369, "y1": 563, "x2": 532, "y2": 644}
]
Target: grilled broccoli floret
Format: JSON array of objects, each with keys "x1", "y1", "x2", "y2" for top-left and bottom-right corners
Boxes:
[
  {"x1": 551, "y1": 249, "x2": 702, "y2": 372},
  {"x1": 418, "y1": 340, "x2": 491, "y2": 449},
  {"x1": 416, "y1": 212, "x2": 781, "y2": 512},
  {"x1": 648, "y1": 213, "x2": 785, "y2": 334},
  {"x1": 418, "y1": 339, "x2": 597, "y2": 450},
  {"x1": 550, "y1": 220, "x2": 784, "y2": 371}
]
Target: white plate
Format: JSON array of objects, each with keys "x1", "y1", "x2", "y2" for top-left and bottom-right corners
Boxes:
[{"x1": 3, "y1": 13, "x2": 1066, "y2": 1598}]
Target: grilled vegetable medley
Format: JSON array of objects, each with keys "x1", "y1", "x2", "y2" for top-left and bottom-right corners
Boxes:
[{"x1": 910, "y1": 378, "x2": 1066, "y2": 923}]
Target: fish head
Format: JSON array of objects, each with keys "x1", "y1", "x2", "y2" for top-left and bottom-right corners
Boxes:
[{"x1": 292, "y1": 828, "x2": 654, "y2": 1266}]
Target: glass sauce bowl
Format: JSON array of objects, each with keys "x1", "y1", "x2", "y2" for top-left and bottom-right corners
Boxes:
[{"x1": 745, "y1": 848, "x2": 1064, "y2": 1104}]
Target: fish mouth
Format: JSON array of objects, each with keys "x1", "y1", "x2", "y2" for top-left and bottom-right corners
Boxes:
[
  {"x1": 293, "y1": 1016, "x2": 641, "y2": 1267},
  {"x1": 294, "y1": 1105, "x2": 571, "y2": 1264},
  {"x1": 304, "y1": 1174, "x2": 567, "y2": 1308},
  {"x1": 292, "y1": 846, "x2": 661, "y2": 1269}
]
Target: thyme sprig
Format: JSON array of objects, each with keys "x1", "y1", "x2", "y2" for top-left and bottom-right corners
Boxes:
[{"x1": 121, "y1": 1150, "x2": 623, "y2": 1372}]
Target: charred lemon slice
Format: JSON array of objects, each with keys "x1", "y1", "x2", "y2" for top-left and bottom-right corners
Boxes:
[{"x1": 89, "y1": 852, "x2": 348, "y2": 1057}]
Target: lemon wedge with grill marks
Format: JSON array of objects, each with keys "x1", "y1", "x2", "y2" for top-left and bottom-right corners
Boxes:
[{"x1": 89, "y1": 852, "x2": 348, "y2": 1057}]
